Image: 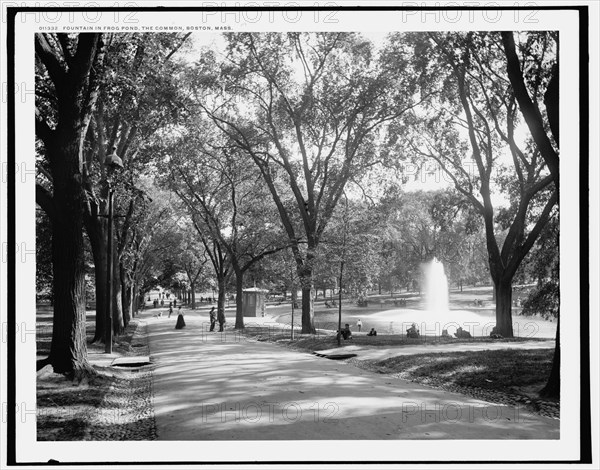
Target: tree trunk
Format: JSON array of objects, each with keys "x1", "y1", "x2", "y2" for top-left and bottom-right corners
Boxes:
[
  {"x1": 217, "y1": 276, "x2": 227, "y2": 326},
  {"x1": 234, "y1": 270, "x2": 244, "y2": 329},
  {"x1": 541, "y1": 315, "x2": 560, "y2": 398},
  {"x1": 36, "y1": 33, "x2": 104, "y2": 376},
  {"x1": 494, "y1": 279, "x2": 514, "y2": 338},
  {"x1": 47, "y1": 171, "x2": 93, "y2": 376},
  {"x1": 291, "y1": 289, "x2": 297, "y2": 306},
  {"x1": 86, "y1": 219, "x2": 107, "y2": 343},
  {"x1": 130, "y1": 283, "x2": 135, "y2": 317},
  {"x1": 121, "y1": 267, "x2": 132, "y2": 328},
  {"x1": 299, "y1": 269, "x2": 316, "y2": 334},
  {"x1": 191, "y1": 283, "x2": 196, "y2": 309},
  {"x1": 132, "y1": 282, "x2": 139, "y2": 317},
  {"x1": 112, "y1": 250, "x2": 124, "y2": 335}
]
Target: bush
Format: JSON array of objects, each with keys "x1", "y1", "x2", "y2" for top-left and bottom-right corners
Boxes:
[{"x1": 521, "y1": 281, "x2": 559, "y2": 320}]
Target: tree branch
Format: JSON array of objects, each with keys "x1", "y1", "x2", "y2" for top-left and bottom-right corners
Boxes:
[
  {"x1": 501, "y1": 32, "x2": 559, "y2": 186},
  {"x1": 35, "y1": 34, "x2": 66, "y2": 88}
]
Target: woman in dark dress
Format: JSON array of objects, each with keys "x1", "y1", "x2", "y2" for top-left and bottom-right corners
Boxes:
[{"x1": 175, "y1": 306, "x2": 186, "y2": 329}]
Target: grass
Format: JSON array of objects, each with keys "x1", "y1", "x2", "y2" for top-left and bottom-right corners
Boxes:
[{"x1": 371, "y1": 348, "x2": 555, "y2": 395}]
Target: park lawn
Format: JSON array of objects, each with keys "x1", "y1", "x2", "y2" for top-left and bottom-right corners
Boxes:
[{"x1": 370, "y1": 348, "x2": 554, "y2": 395}]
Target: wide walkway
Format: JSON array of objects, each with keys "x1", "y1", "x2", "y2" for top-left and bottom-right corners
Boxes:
[{"x1": 145, "y1": 311, "x2": 559, "y2": 440}]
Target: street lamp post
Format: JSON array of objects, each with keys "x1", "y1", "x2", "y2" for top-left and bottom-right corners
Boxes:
[{"x1": 104, "y1": 147, "x2": 123, "y2": 354}]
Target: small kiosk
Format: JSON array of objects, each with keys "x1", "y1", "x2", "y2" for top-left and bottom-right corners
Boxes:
[{"x1": 242, "y1": 287, "x2": 269, "y2": 317}]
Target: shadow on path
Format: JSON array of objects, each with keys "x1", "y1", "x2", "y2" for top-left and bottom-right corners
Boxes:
[{"x1": 144, "y1": 313, "x2": 559, "y2": 440}]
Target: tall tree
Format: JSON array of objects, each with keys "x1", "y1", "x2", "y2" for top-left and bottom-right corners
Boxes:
[
  {"x1": 501, "y1": 31, "x2": 560, "y2": 397},
  {"x1": 35, "y1": 33, "x2": 105, "y2": 375},
  {"x1": 404, "y1": 32, "x2": 557, "y2": 337},
  {"x1": 164, "y1": 126, "x2": 287, "y2": 328},
  {"x1": 81, "y1": 32, "x2": 192, "y2": 340},
  {"x1": 195, "y1": 32, "x2": 422, "y2": 333}
]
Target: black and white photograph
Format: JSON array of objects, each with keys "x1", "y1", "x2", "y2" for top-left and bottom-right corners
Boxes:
[{"x1": 2, "y1": 2, "x2": 598, "y2": 468}]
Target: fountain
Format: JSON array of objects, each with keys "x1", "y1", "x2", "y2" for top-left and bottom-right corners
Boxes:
[
  {"x1": 368, "y1": 256, "x2": 530, "y2": 338},
  {"x1": 423, "y1": 257, "x2": 449, "y2": 316},
  {"x1": 365, "y1": 256, "x2": 554, "y2": 339}
]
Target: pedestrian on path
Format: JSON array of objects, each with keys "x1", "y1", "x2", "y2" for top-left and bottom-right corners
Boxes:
[
  {"x1": 209, "y1": 307, "x2": 216, "y2": 332},
  {"x1": 217, "y1": 309, "x2": 225, "y2": 332},
  {"x1": 356, "y1": 319, "x2": 363, "y2": 332},
  {"x1": 175, "y1": 307, "x2": 186, "y2": 329},
  {"x1": 168, "y1": 305, "x2": 173, "y2": 318}
]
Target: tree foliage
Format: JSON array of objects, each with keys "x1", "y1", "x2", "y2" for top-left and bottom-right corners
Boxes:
[{"x1": 190, "y1": 32, "x2": 423, "y2": 332}]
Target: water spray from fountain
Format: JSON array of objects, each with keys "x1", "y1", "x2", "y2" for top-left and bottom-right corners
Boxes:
[{"x1": 423, "y1": 257, "x2": 449, "y2": 317}]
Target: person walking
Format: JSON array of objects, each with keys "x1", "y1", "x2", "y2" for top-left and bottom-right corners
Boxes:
[
  {"x1": 175, "y1": 307, "x2": 186, "y2": 329},
  {"x1": 209, "y1": 307, "x2": 216, "y2": 332},
  {"x1": 356, "y1": 319, "x2": 363, "y2": 332},
  {"x1": 168, "y1": 304, "x2": 173, "y2": 318}
]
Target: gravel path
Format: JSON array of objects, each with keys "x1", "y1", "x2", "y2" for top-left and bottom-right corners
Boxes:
[{"x1": 86, "y1": 320, "x2": 157, "y2": 440}]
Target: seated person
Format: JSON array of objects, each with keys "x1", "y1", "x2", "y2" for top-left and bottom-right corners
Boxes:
[
  {"x1": 406, "y1": 323, "x2": 420, "y2": 338},
  {"x1": 367, "y1": 328, "x2": 377, "y2": 336},
  {"x1": 340, "y1": 323, "x2": 352, "y2": 340},
  {"x1": 454, "y1": 326, "x2": 472, "y2": 338}
]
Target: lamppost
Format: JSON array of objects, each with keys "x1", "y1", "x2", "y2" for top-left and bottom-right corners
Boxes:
[{"x1": 104, "y1": 146, "x2": 123, "y2": 354}]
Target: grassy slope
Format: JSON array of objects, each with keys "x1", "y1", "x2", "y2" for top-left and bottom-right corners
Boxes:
[{"x1": 372, "y1": 348, "x2": 554, "y2": 393}]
